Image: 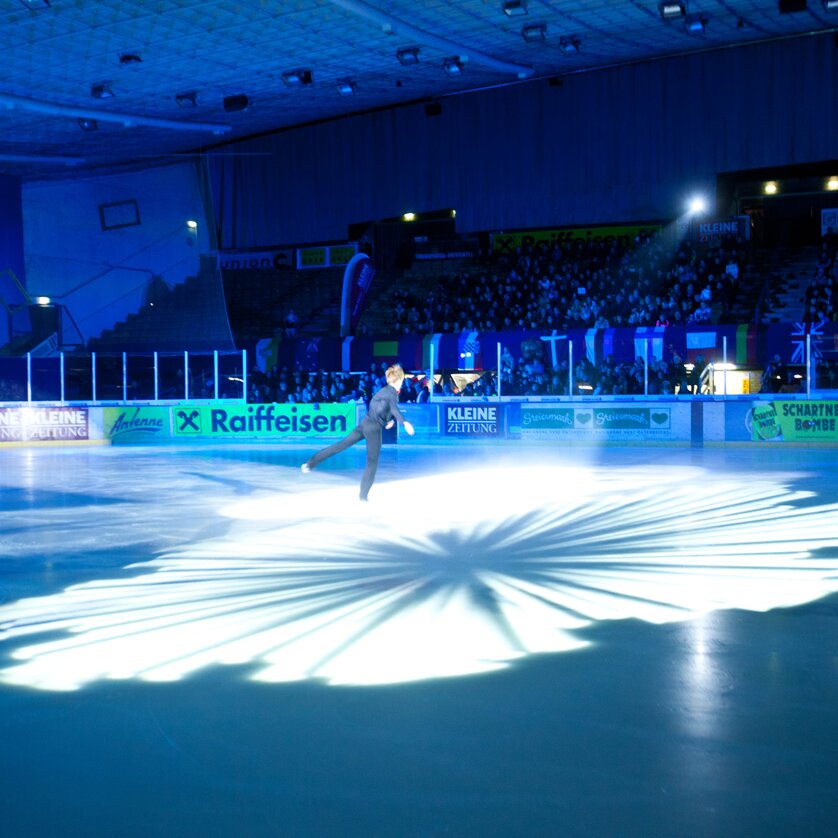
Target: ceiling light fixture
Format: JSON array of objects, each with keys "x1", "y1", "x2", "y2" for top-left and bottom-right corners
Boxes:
[
  {"x1": 336, "y1": 79, "x2": 356, "y2": 96},
  {"x1": 826, "y1": 177, "x2": 838, "y2": 191},
  {"x1": 282, "y1": 69, "x2": 313, "y2": 87},
  {"x1": 443, "y1": 57, "x2": 463, "y2": 76},
  {"x1": 91, "y1": 82, "x2": 114, "y2": 99},
  {"x1": 559, "y1": 36, "x2": 581, "y2": 55},
  {"x1": 658, "y1": 2, "x2": 686, "y2": 19},
  {"x1": 502, "y1": 0, "x2": 528, "y2": 16},
  {"x1": 396, "y1": 47, "x2": 420, "y2": 65},
  {"x1": 521, "y1": 23, "x2": 546, "y2": 43},
  {"x1": 822, "y1": 0, "x2": 838, "y2": 10},
  {"x1": 77, "y1": 117, "x2": 98, "y2": 131}
]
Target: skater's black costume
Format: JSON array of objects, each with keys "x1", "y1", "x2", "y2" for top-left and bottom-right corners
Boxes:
[{"x1": 303, "y1": 382, "x2": 410, "y2": 500}]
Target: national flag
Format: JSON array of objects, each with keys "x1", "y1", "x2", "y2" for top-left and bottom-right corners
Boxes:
[
  {"x1": 341, "y1": 336, "x2": 353, "y2": 372},
  {"x1": 458, "y1": 331, "x2": 481, "y2": 370},
  {"x1": 422, "y1": 333, "x2": 442, "y2": 371},
  {"x1": 686, "y1": 330, "x2": 716, "y2": 349},
  {"x1": 635, "y1": 326, "x2": 665, "y2": 362},
  {"x1": 373, "y1": 340, "x2": 399, "y2": 360}
]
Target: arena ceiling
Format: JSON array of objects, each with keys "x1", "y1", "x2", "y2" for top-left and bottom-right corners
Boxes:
[{"x1": 1, "y1": 0, "x2": 835, "y2": 178}]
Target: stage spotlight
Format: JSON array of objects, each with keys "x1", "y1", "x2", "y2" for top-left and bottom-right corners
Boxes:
[
  {"x1": 688, "y1": 196, "x2": 707, "y2": 215},
  {"x1": 282, "y1": 69, "x2": 313, "y2": 87},
  {"x1": 659, "y1": 2, "x2": 685, "y2": 19},
  {"x1": 503, "y1": 0, "x2": 528, "y2": 16},
  {"x1": 559, "y1": 36, "x2": 581, "y2": 55},
  {"x1": 35, "y1": 296, "x2": 51, "y2": 305},
  {"x1": 826, "y1": 177, "x2": 838, "y2": 191},
  {"x1": 175, "y1": 91, "x2": 197, "y2": 108},
  {"x1": 522, "y1": 23, "x2": 546, "y2": 42},
  {"x1": 91, "y1": 82, "x2": 114, "y2": 99},
  {"x1": 764, "y1": 181, "x2": 778, "y2": 195},
  {"x1": 403, "y1": 212, "x2": 416, "y2": 221},
  {"x1": 186, "y1": 219, "x2": 198, "y2": 231},
  {"x1": 396, "y1": 47, "x2": 420, "y2": 65},
  {"x1": 684, "y1": 15, "x2": 707, "y2": 33},
  {"x1": 443, "y1": 57, "x2": 463, "y2": 76}
]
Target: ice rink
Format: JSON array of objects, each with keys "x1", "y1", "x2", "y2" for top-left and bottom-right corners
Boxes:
[{"x1": 1, "y1": 439, "x2": 837, "y2": 836}]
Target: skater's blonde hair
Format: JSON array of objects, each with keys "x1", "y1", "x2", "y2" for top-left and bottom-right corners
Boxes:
[{"x1": 385, "y1": 364, "x2": 405, "y2": 386}]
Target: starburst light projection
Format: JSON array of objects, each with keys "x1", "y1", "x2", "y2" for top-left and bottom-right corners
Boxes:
[{"x1": 1, "y1": 465, "x2": 837, "y2": 691}]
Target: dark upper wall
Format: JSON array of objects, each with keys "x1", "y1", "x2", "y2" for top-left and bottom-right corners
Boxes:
[
  {"x1": 0, "y1": 174, "x2": 25, "y2": 280},
  {"x1": 209, "y1": 33, "x2": 835, "y2": 248}
]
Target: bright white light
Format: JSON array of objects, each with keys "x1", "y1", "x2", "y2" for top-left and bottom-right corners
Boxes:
[
  {"x1": 688, "y1": 196, "x2": 706, "y2": 215},
  {"x1": 35, "y1": 296, "x2": 50, "y2": 306},
  {"x1": 186, "y1": 219, "x2": 198, "y2": 230},
  {"x1": 402, "y1": 212, "x2": 415, "y2": 222},
  {"x1": 1, "y1": 466, "x2": 838, "y2": 691},
  {"x1": 764, "y1": 182, "x2": 778, "y2": 195}
]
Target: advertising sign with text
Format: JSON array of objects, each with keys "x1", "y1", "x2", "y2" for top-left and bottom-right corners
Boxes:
[
  {"x1": 444, "y1": 405, "x2": 501, "y2": 437},
  {"x1": 521, "y1": 405, "x2": 683, "y2": 440},
  {"x1": 749, "y1": 401, "x2": 838, "y2": 442},
  {"x1": 172, "y1": 403, "x2": 354, "y2": 438},
  {"x1": 0, "y1": 407, "x2": 89, "y2": 443},
  {"x1": 104, "y1": 407, "x2": 171, "y2": 444}
]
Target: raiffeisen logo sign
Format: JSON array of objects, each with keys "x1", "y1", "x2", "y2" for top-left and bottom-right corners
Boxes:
[
  {"x1": 445, "y1": 405, "x2": 501, "y2": 437},
  {"x1": 173, "y1": 403, "x2": 354, "y2": 438}
]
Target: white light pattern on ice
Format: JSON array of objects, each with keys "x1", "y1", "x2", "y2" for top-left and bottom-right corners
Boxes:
[{"x1": 1, "y1": 466, "x2": 837, "y2": 690}]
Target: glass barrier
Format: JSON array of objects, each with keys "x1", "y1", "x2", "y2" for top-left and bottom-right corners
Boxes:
[
  {"x1": 813, "y1": 346, "x2": 838, "y2": 393},
  {"x1": 1, "y1": 340, "x2": 834, "y2": 405},
  {"x1": 0, "y1": 350, "x2": 247, "y2": 404}
]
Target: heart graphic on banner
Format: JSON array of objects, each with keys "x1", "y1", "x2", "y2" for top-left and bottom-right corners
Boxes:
[
  {"x1": 652, "y1": 413, "x2": 669, "y2": 425},
  {"x1": 576, "y1": 413, "x2": 592, "y2": 425}
]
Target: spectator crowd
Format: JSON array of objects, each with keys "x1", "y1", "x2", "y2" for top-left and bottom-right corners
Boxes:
[{"x1": 384, "y1": 229, "x2": 745, "y2": 337}]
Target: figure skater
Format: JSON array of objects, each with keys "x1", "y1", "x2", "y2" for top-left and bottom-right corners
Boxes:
[{"x1": 301, "y1": 363, "x2": 414, "y2": 500}]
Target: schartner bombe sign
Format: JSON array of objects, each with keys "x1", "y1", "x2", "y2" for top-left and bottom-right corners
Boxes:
[{"x1": 444, "y1": 405, "x2": 501, "y2": 437}]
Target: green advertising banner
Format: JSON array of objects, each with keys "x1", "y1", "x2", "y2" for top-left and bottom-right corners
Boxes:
[
  {"x1": 492, "y1": 224, "x2": 661, "y2": 253},
  {"x1": 172, "y1": 403, "x2": 355, "y2": 438},
  {"x1": 104, "y1": 406, "x2": 171, "y2": 444},
  {"x1": 750, "y1": 401, "x2": 838, "y2": 442}
]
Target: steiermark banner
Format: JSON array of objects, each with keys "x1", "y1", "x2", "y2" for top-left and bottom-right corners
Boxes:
[
  {"x1": 521, "y1": 404, "x2": 686, "y2": 440},
  {"x1": 172, "y1": 403, "x2": 355, "y2": 438}
]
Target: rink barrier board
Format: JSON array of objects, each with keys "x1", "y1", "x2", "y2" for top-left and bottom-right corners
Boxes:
[{"x1": 0, "y1": 400, "x2": 837, "y2": 447}]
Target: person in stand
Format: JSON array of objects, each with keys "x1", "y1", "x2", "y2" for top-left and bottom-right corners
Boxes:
[{"x1": 301, "y1": 363, "x2": 414, "y2": 500}]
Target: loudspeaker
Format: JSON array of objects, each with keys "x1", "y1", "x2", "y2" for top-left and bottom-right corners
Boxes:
[
  {"x1": 223, "y1": 94, "x2": 250, "y2": 112},
  {"x1": 778, "y1": 0, "x2": 807, "y2": 12}
]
